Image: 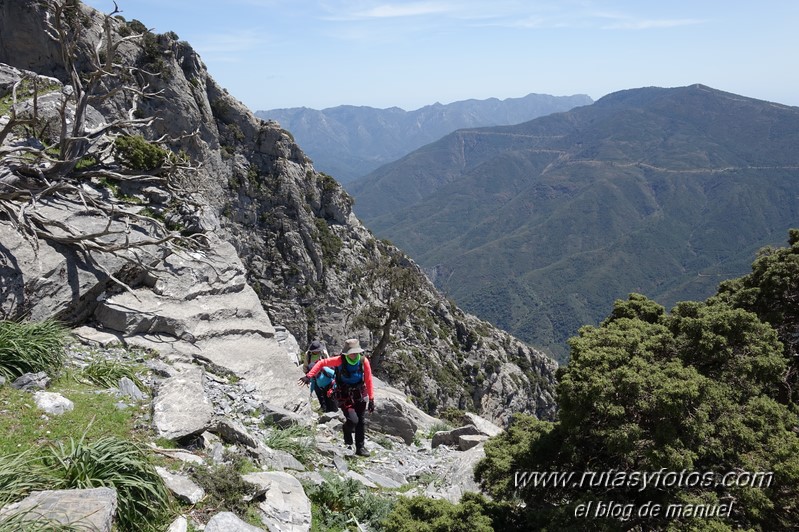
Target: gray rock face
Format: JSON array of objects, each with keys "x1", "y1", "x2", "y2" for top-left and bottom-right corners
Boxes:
[
  {"x1": 12, "y1": 372, "x2": 50, "y2": 391},
  {"x1": 242, "y1": 471, "x2": 312, "y2": 532},
  {"x1": 458, "y1": 434, "x2": 489, "y2": 451},
  {"x1": 0, "y1": 487, "x2": 117, "y2": 532},
  {"x1": 431, "y1": 425, "x2": 482, "y2": 449},
  {"x1": 91, "y1": 234, "x2": 310, "y2": 417},
  {"x1": 251, "y1": 441, "x2": 306, "y2": 472},
  {"x1": 151, "y1": 367, "x2": 214, "y2": 440},
  {"x1": 431, "y1": 443, "x2": 486, "y2": 503},
  {"x1": 367, "y1": 377, "x2": 439, "y2": 444},
  {"x1": 461, "y1": 412, "x2": 503, "y2": 437},
  {"x1": 118, "y1": 376, "x2": 146, "y2": 401}
]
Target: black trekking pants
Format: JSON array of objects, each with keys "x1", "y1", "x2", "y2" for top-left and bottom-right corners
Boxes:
[{"x1": 342, "y1": 399, "x2": 367, "y2": 448}]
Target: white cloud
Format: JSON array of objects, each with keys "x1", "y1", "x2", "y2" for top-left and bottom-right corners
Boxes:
[
  {"x1": 190, "y1": 29, "x2": 266, "y2": 62},
  {"x1": 600, "y1": 17, "x2": 704, "y2": 30},
  {"x1": 357, "y1": 2, "x2": 454, "y2": 18}
]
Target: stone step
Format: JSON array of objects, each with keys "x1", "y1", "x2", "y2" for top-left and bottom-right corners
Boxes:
[{"x1": 95, "y1": 288, "x2": 274, "y2": 341}]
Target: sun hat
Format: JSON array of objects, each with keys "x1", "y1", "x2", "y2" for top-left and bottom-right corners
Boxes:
[
  {"x1": 309, "y1": 340, "x2": 323, "y2": 352},
  {"x1": 341, "y1": 338, "x2": 365, "y2": 355}
]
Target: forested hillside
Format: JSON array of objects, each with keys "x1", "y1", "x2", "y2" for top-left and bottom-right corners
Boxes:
[
  {"x1": 394, "y1": 231, "x2": 799, "y2": 530},
  {"x1": 350, "y1": 85, "x2": 799, "y2": 361}
]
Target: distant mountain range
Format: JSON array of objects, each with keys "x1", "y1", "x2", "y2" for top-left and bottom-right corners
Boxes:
[
  {"x1": 348, "y1": 84, "x2": 799, "y2": 361},
  {"x1": 255, "y1": 93, "x2": 593, "y2": 182}
]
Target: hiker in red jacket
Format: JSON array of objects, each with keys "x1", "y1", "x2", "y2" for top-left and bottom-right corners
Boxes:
[{"x1": 299, "y1": 338, "x2": 375, "y2": 457}]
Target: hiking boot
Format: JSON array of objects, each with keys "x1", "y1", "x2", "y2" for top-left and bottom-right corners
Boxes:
[{"x1": 355, "y1": 446, "x2": 370, "y2": 457}]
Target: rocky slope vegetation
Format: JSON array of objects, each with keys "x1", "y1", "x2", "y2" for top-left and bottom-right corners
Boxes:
[
  {"x1": 0, "y1": 0, "x2": 556, "y2": 426},
  {"x1": 0, "y1": 331, "x2": 502, "y2": 530}
]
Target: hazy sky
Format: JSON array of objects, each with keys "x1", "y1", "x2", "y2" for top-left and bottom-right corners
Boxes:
[{"x1": 81, "y1": 0, "x2": 799, "y2": 112}]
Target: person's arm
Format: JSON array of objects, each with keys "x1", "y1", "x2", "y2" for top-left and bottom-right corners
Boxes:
[
  {"x1": 362, "y1": 357, "x2": 374, "y2": 400},
  {"x1": 307, "y1": 356, "x2": 341, "y2": 378}
]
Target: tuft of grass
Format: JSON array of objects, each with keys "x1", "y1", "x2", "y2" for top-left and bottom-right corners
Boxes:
[
  {"x1": 80, "y1": 358, "x2": 144, "y2": 390},
  {"x1": 426, "y1": 422, "x2": 452, "y2": 440},
  {"x1": 0, "y1": 450, "x2": 53, "y2": 507},
  {"x1": 0, "y1": 319, "x2": 69, "y2": 381},
  {"x1": 372, "y1": 435, "x2": 395, "y2": 450},
  {"x1": 263, "y1": 423, "x2": 317, "y2": 464},
  {"x1": 44, "y1": 434, "x2": 173, "y2": 532}
]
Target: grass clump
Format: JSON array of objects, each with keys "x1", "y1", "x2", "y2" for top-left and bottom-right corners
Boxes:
[
  {"x1": 80, "y1": 358, "x2": 144, "y2": 390},
  {"x1": 263, "y1": 423, "x2": 316, "y2": 464},
  {"x1": 426, "y1": 421, "x2": 452, "y2": 439},
  {"x1": 44, "y1": 434, "x2": 173, "y2": 532},
  {"x1": 0, "y1": 451, "x2": 53, "y2": 506},
  {"x1": 0, "y1": 512, "x2": 84, "y2": 532},
  {"x1": 0, "y1": 319, "x2": 69, "y2": 381}
]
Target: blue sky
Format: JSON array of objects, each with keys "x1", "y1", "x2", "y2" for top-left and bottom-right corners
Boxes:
[{"x1": 82, "y1": 0, "x2": 799, "y2": 112}]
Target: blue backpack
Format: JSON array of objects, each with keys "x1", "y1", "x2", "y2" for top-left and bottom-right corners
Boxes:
[
  {"x1": 314, "y1": 367, "x2": 335, "y2": 389},
  {"x1": 336, "y1": 355, "x2": 364, "y2": 386}
]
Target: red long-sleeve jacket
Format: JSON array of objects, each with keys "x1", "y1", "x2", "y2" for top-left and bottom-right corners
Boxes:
[{"x1": 307, "y1": 355, "x2": 374, "y2": 401}]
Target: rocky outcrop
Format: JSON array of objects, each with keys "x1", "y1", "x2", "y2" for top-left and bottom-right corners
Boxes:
[{"x1": 0, "y1": 0, "x2": 557, "y2": 428}]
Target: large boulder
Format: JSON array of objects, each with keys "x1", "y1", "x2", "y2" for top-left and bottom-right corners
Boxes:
[
  {"x1": 0, "y1": 487, "x2": 117, "y2": 532},
  {"x1": 368, "y1": 377, "x2": 439, "y2": 444},
  {"x1": 242, "y1": 471, "x2": 312, "y2": 532},
  {"x1": 151, "y1": 367, "x2": 214, "y2": 441}
]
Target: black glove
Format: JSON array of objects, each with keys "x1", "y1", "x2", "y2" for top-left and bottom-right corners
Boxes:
[
  {"x1": 368, "y1": 400, "x2": 375, "y2": 413},
  {"x1": 298, "y1": 375, "x2": 311, "y2": 386}
]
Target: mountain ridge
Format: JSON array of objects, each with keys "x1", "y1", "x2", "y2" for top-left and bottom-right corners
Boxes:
[
  {"x1": 256, "y1": 92, "x2": 593, "y2": 182},
  {"x1": 350, "y1": 84, "x2": 799, "y2": 360}
]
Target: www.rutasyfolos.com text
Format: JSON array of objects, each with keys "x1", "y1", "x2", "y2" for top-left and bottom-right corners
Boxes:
[{"x1": 514, "y1": 469, "x2": 773, "y2": 492}]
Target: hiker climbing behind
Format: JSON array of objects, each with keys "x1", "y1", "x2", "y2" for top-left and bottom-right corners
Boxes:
[
  {"x1": 300, "y1": 340, "x2": 337, "y2": 412},
  {"x1": 301, "y1": 340, "x2": 328, "y2": 373},
  {"x1": 299, "y1": 338, "x2": 375, "y2": 456}
]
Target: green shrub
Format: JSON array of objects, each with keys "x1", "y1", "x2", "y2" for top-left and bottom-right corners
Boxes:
[
  {"x1": 305, "y1": 473, "x2": 394, "y2": 531},
  {"x1": 190, "y1": 454, "x2": 255, "y2": 517},
  {"x1": 314, "y1": 218, "x2": 342, "y2": 266},
  {"x1": 381, "y1": 493, "x2": 494, "y2": 532},
  {"x1": 0, "y1": 319, "x2": 69, "y2": 381},
  {"x1": 114, "y1": 135, "x2": 167, "y2": 171}
]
